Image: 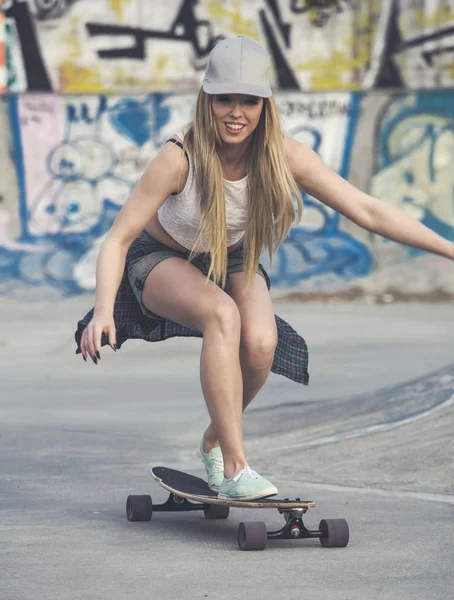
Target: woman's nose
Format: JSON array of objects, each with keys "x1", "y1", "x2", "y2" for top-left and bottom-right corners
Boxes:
[{"x1": 229, "y1": 103, "x2": 242, "y2": 118}]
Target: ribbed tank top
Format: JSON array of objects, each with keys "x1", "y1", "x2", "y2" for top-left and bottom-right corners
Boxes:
[{"x1": 157, "y1": 133, "x2": 249, "y2": 253}]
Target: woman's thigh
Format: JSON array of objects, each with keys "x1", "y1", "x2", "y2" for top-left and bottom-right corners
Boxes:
[
  {"x1": 228, "y1": 272, "x2": 277, "y2": 348},
  {"x1": 142, "y1": 257, "x2": 239, "y2": 333}
]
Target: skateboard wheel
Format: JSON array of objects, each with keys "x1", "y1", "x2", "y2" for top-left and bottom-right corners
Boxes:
[
  {"x1": 319, "y1": 518, "x2": 349, "y2": 548},
  {"x1": 203, "y1": 504, "x2": 230, "y2": 520},
  {"x1": 237, "y1": 522, "x2": 267, "y2": 551},
  {"x1": 126, "y1": 495, "x2": 153, "y2": 522}
]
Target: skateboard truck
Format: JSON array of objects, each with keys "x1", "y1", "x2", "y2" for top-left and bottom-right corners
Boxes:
[{"x1": 267, "y1": 508, "x2": 321, "y2": 541}]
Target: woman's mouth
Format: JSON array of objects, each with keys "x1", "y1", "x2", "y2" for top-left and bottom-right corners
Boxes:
[{"x1": 224, "y1": 122, "x2": 246, "y2": 135}]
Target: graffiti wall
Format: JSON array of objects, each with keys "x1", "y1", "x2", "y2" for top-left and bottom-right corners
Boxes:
[
  {"x1": 1, "y1": 0, "x2": 453, "y2": 300},
  {"x1": 2, "y1": 88, "x2": 453, "y2": 299},
  {"x1": 0, "y1": 4, "x2": 5, "y2": 93},
  {"x1": 4, "y1": 92, "x2": 195, "y2": 296},
  {"x1": 3, "y1": 0, "x2": 454, "y2": 94}
]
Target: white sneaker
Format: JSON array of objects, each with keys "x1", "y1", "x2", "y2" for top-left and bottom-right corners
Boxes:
[
  {"x1": 218, "y1": 466, "x2": 278, "y2": 500},
  {"x1": 197, "y1": 440, "x2": 224, "y2": 492}
]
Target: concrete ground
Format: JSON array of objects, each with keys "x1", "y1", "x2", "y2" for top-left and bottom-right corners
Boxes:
[{"x1": 0, "y1": 298, "x2": 453, "y2": 600}]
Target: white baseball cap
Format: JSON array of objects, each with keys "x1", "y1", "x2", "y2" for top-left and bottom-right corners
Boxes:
[{"x1": 202, "y1": 35, "x2": 272, "y2": 98}]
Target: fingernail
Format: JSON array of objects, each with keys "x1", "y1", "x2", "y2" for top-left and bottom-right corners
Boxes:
[
  {"x1": 96, "y1": 351, "x2": 101, "y2": 360},
  {"x1": 113, "y1": 344, "x2": 117, "y2": 352},
  {"x1": 83, "y1": 355, "x2": 87, "y2": 362},
  {"x1": 91, "y1": 356, "x2": 98, "y2": 365}
]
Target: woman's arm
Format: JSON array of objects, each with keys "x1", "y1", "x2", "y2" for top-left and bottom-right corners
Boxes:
[
  {"x1": 284, "y1": 137, "x2": 454, "y2": 260},
  {"x1": 94, "y1": 142, "x2": 189, "y2": 315}
]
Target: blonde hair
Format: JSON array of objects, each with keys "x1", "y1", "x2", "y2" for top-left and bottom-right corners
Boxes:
[{"x1": 183, "y1": 89, "x2": 302, "y2": 286}]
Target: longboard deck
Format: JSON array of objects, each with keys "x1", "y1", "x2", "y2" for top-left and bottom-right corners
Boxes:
[{"x1": 151, "y1": 467, "x2": 316, "y2": 509}]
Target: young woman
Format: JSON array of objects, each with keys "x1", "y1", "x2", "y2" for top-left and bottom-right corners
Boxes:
[{"x1": 75, "y1": 36, "x2": 453, "y2": 501}]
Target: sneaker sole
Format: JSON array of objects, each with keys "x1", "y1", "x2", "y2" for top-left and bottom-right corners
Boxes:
[{"x1": 217, "y1": 487, "x2": 278, "y2": 501}]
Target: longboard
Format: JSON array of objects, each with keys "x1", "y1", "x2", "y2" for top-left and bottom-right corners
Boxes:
[
  {"x1": 126, "y1": 466, "x2": 350, "y2": 550},
  {"x1": 151, "y1": 466, "x2": 316, "y2": 509}
]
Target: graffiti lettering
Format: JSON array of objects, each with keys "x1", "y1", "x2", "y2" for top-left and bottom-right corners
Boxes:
[
  {"x1": 22, "y1": 98, "x2": 55, "y2": 114},
  {"x1": 19, "y1": 96, "x2": 56, "y2": 126},
  {"x1": 85, "y1": 0, "x2": 300, "y2": 88},
  {"x1": 34, "y1": 0, "x2": 77, "y2": 20},
  {"x1": 395, "y1": 26, "x2": 454, "y2": 54},
  {"x1": 278, "y1": 98, "x2": 350, "y2": 119},
  {"x1": 290, "y1": 0, "x2": 353, "y2": 27},
  {"x1": 4, "y1": 0, "x2": 454, "y2": 94},
  {"x1": 393, "y1": 25, "x2": 454, "y2": 72},
  {"x1": 67, "y1": 96, "x2": 107, "y2": 125},
  {"x1": 5, "y1": 0, "x2": 52, "y2": 91},
  {"x1": 422, "y1": 45, "x2": 454, "y2": 67},
  {"x1": 259, "y1": 0, "x2": 299, "y2": 89},
  {"x1": 376, "y1": 21, "x2": 454, "y2": 88},
  {"x1": 264, "y1": 0, "x2": 292, "y2": 48},
  {"x1": 86, "y1": 0, "x2": 222, "y2": 63}
]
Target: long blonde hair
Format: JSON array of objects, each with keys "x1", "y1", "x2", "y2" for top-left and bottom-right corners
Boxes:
[{"x1": 183, "y1": 89, "x2": 303, "y2": 286}]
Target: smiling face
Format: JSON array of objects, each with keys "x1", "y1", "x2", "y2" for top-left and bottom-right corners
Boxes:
[{"x1": 211, "y1": 94, "x2": 264, "y2": 145}]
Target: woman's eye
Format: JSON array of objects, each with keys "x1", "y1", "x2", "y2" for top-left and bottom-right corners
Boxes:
[
  {"x1": 246, "y1": 99, "x2": 259, "y2": 105},
  {"x1": 217, "y1": 96, "x2": 231, "y2": 103}
]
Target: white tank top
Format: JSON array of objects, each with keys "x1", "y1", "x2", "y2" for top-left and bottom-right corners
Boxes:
[{"x1": 157, "y1": 133, "x2": 249, "y2": 253}]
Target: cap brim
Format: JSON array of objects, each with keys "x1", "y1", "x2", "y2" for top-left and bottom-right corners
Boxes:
[{"x1": 202, "y1": 81, "x2": 272, "y2": 98}]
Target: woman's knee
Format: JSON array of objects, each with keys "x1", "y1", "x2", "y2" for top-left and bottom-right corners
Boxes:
[
  {"x1": 240, "y1": 329, "x2": 278, "y2": 371},
  {"x1": 204, "y1": 295, "x2": 241, "y2": 338}
]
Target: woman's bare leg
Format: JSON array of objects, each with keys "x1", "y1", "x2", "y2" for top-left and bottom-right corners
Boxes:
[
  {"x1": 142, "y1": 258, "x2": 247, "y2": 478},
  {"x1": 203, "y1": 272, "x2": 278, "y2": 450}
]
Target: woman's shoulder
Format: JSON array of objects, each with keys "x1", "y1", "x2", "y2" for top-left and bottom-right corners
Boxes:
[
  {"x1": 167, "y1": 125, "x2": 192, "y2": 147},
  {"x1": 140, "y1": 138, "x2": 190, "y2": 196},
  {"x1": 282, "y1": 135, "x2": 314, "y2": 168},
  {"x1": 165, "y1": 131, "x2": 186, "y2": 149},
  {"x1": 282, "y1": 134, "x2": 302, "y2": 154}
]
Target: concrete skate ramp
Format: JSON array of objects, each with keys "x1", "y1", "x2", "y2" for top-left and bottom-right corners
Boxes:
[
  {"x1": 247, "y1": 364, "x2": 454, "y2": 497},
  {"x1": 249, "y1": 363, "x2": 454, "y2": 444}
]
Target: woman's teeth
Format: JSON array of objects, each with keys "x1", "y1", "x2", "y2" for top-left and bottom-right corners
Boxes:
[{"x1": 226, "y1": 123, "x2": 245, "y2": 131}]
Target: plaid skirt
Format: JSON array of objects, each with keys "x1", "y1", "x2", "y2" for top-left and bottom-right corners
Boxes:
[{"x1": 74, "y1": 233, "x2": 309, "y2": 385}]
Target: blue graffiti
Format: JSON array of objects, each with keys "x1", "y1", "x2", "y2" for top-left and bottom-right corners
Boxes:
[
  {"x1": 1, "y1": 95, "x2": 164, "y2": 297},
  {"x1": 371, "y1": 92, "x2": 454, "y2": 254},
  {"x1": 67, "y1": 95, "x2": 108, "y2": 125},
  {"x1": 108, "y1": 95, "x2": 170, "y2": 147},
  {"x1": 2, "y1": 92, "x2": 373, "y2": 297},
  {"x1": 266, "y1": 195, "x2": 372, "y2": 287},
  {"x1": 269, "y1": 92, "x2": 372, "y2": 287},
  {"x1": 0, "y1": 200, "x2": 119, "y2": 297}
]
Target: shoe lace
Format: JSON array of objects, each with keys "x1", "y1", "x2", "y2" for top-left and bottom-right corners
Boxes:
[
  {"x1": 232, "y1": 466, "x2": 260, "y2": 482},
  {"x1": 210, "y1": 456, "x2": 224, "y2": 473}
]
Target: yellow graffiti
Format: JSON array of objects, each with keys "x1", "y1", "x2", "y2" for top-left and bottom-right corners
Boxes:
[
  {"x1": 295, "y1": 50, "x2": 365, "y2": 91},
  {"x1": 205, "y1": 0, "x2": 258, "y2": 39},
  {"x1": 294, "y1": 6, "x2": 381, "y2": 91},
  {"x1": 155, "y1": 54, "x2": 170, "y2": 77},
  {"x1": 412, "y1": 5, "x2": 454, "y2": 29},
  {"x1": 292, "y1": 0, "x2": 345, "y2": 27},
  {"x1": 61, "y1": 57, "x2": 177, "y2": 93},
  {"x1": 60, "y1": 61, "x2": 181, "y2": 93},
  {"x1": 58, "y1": 17, "x2": 101, "y2": 92},
  {"x1": 59, "y1": 63, "x2": 105, "y2": 93},
  {"x1": 108, "y1": 0, "x2": 133, "y2": 20},
  {"x1": 443, "y1": 62, "x2": 454, "y2": 80}
]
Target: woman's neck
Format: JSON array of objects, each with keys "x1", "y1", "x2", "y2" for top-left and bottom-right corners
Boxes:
[{"x1": 216, "y1": 138, "x2": 251, "y2": 172}]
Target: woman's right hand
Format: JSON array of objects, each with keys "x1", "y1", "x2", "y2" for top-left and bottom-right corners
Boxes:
[{"x1": 80, "y1": 311, "x2": 116, "y2": 364}]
